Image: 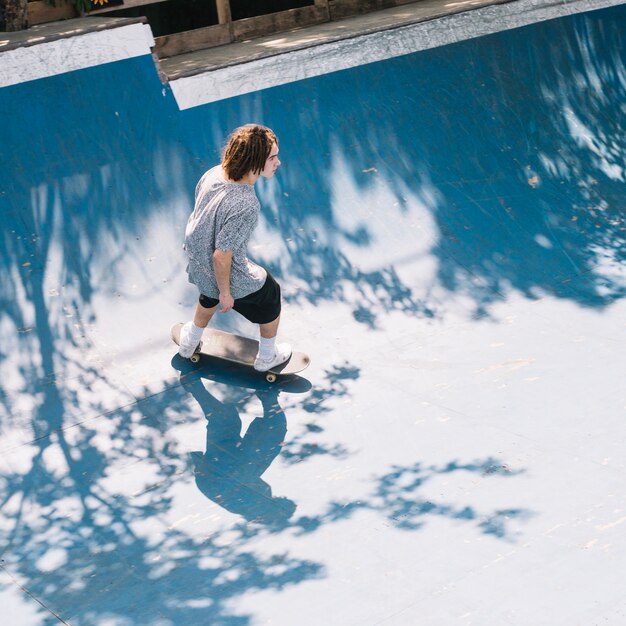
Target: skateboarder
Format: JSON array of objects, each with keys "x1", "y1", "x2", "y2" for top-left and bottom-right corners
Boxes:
[{"x1": 177, "y1": 124, "x2": 292, "y2": 372}]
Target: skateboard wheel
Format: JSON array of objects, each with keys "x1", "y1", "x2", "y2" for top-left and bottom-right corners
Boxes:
[
  {"x1": 190, "y1": 353, "x2": 200, "y2": 363},
  {"x1": 265, "y1": 373, "x2": 277, "y2": 383}
]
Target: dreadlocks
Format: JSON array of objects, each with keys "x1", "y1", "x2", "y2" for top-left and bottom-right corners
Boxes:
[{"x1": 222, "y1": 124, "x2": 278, "y2": 182}]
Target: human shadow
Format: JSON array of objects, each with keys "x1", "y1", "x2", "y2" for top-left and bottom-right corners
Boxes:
[{"x1": 180, "y1": 371, "x2": 297, "y2": 526}]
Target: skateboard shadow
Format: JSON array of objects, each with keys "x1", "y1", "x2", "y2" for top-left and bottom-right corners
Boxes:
[
  {"x1": 170, "y1": 353, "x2": 312, "y2": 394},
  {"x1": 175, "y1": 359, "x2": 298, "y2": 526}
]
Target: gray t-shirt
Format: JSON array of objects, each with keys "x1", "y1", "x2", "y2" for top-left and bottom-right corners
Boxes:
[{"x1": 184, "y1": 166, "x2": 267, "y2": 299}]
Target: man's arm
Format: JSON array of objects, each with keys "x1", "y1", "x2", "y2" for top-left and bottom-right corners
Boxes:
[{"x1": 213, "y1": 249, "x2": 234, "y2": 312}]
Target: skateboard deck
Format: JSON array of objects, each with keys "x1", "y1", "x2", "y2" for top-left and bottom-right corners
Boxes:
[{"x1": 171, "y1": 323, "x2": 310, "y2": 383}]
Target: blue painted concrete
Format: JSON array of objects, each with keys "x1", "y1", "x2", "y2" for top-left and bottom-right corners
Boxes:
[{"x1": 1, "y1": 5, "x2": 625, "y2": 625}]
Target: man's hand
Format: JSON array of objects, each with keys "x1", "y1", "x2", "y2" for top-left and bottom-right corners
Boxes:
[{"x1": 219, "y1": 292, "x2": 234, "y2": 313}]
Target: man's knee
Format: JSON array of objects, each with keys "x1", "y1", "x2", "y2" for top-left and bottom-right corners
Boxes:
[{"x1": 199, "y1": 294, "x2": 219, "y2": 309}]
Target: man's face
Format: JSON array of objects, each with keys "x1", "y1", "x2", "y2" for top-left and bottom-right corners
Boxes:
[{"x1": 261, "y1": 143, "x2": 280, "y2": 178}]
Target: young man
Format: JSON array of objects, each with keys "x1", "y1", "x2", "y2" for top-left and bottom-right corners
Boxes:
[{"x1": 178, "y1": 124, "x2": 291, "y2": 371}]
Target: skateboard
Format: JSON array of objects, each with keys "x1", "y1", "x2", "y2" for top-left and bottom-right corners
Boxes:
[{"x1": 170, "y1": 323, "x2": 310, "y2": 383}]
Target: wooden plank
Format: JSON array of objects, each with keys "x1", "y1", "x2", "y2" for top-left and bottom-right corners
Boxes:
[
  {"x1": 232, "y1": 5, "x2": 330, "y2": 42},
  {"x1": 154, "y1": 23, "x2": 231, "y2": 58},
  {"x1": 329, "y1": 0, "x2": 415, "y2": 21},
  {"x1": 28, "y1": 1, "x2": 76, "y2": 25},
  {"x1": 90, "y1": 0, "x2": 169, "y2": 14}
]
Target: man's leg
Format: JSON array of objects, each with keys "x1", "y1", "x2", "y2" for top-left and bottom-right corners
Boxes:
[
  {"x1": 259, "y1": 315, "x2": 280, "y2": 339},
  {"x1": 233, "y1": 273, "x2": 290, "y2": 370},
  {"x1": 179, "y1": 300, "x2": 218, "y2": 358},
  {"x1": 255, "y1": 315, "x2": 291, "y2": 371},
  {"x1": 194, "y1": 301, "x2": 218, "y2": 328}
]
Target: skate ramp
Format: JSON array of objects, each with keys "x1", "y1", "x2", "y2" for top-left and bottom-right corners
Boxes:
[{"x1": 0, "y1": 4, "x2": 625, "y2": 625}]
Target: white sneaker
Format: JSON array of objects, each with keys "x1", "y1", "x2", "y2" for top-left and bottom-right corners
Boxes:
[
  {"x1": 178, "y1": 322, "x2": 202, "y2": 359},
  {"x1": 254, "y1": 343, "x2": 292, "y2": 372}
]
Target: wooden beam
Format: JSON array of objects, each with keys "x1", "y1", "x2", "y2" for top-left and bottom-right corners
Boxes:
[
  {"x1": 233, "y1": 5, "x2": 330, "y2": 42},
  {"x1": 154, "y1": 23, "x2": 231, "y2": 58},
  {"x1": 329, "y1": 0, "x2": 414, "y2": 21}
]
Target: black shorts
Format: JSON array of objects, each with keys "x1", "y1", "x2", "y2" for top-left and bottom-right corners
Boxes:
[{"x1": 199, "y1": 271, "x2": 282, "y2": 324}]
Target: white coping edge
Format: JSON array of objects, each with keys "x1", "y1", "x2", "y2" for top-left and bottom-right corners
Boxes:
[
  {"x1": 0, "y1": 22, "x2": 154, "y2": 88},
  {"x1": 170, "y1": 0, "x2": 625, "y2": 110}
]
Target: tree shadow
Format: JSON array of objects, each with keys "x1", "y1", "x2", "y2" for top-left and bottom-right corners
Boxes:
[
  {"x1": 0, "y1": 347, "x2": 532, "y2": 624},
  {"x1": 180, "y1": 5, "x2": 625, "y2": 326},
  {"x1": 0, "y1": 321, "x2": 532, "y2": 624},
  {"x1": 292, "y1": 459, "x2": 532, "y2": 543},
  {"x1": 2, "y1": 5, "x2": 622, "y2": 622},
  {"x1": 0, "y1": 369, "x2": 328, "y2": 624}
]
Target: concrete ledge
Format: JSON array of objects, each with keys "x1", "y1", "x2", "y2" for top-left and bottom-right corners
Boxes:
[
  {"x1": 0, "y1": 18, "x2": 154, "y2": 88},
  {"x1": 0, "y1": 17, "x2": 147, "y2": 52},
  {"x1": 167, "y1": 0, "x2": 626, "y2": 110}
]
